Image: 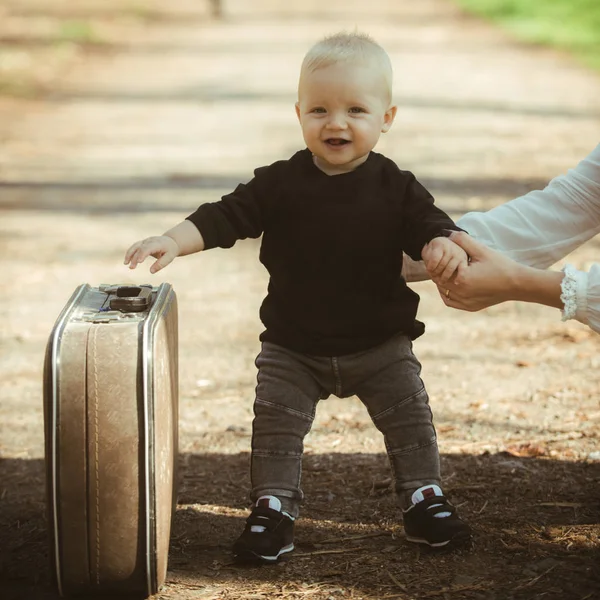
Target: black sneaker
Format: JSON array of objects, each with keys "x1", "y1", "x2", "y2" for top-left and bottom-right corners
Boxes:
[
  {"x1": 232, "y1": 496, "x2": 295, "y2": 563},
  {"x1": 402, "y1": 485, "x2": 471, "y2": 548}
]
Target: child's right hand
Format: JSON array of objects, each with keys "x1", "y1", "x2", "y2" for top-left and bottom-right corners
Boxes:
[
  {"x1": 124, "y1": 235, "x2": 180, "y2": 274},
  {"x1": 421, "y1": 235, "x2": 469, "y2": 284}
]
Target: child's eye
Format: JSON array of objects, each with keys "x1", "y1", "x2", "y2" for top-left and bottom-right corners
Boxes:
[
  {"x1": 349, "y1": 107, "x2": 366, "y2": 114},
  {"x1": 311, "y1": 107, "x2": 326, "y2": 114}
]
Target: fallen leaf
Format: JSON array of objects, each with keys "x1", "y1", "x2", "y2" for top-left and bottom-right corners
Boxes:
[{"x1": 504, "y1": 443, "x2": 547, "y2": 457}]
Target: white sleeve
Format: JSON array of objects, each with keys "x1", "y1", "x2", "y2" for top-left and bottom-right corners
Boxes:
[
  {"x1": 457, "y1": 144, "x2": 600, "y2": 333},
  {"x1": 457, "y1": 144, "x2": 600, "y2": 269},
  {"x1": 560, "y1": 264, "x2": 600, "y2": 334}
]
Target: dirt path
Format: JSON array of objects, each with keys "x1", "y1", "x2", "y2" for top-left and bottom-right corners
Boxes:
[{"x1": 1, "y1": 2, "x2": 599, "y2": 599}]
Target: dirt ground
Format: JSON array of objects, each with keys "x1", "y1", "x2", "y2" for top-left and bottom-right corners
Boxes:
[{"x1": 1, "y1": 1, "x2": 599, "y2": 599}]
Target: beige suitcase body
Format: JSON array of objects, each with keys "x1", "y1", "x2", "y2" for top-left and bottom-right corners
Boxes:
[{"x1": 43, "y1": 283, "x2": 178, "y2": 598}]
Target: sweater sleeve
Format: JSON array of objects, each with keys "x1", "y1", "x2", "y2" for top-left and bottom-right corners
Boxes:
[
  {"x1": 399, "y1": 173, "x2": 463, "y2": 261},
  {"x1": 185, "y1": 165, "x2": 275, "y2": 249}
]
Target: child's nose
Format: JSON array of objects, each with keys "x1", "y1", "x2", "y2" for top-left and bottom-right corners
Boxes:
[{"x1": 326, "y1": 113, "x2": 347, "y2": 129}]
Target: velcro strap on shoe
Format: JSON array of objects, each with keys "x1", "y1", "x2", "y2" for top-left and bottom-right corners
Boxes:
[
  {"x1": 246, "y1": 506, "x2": 288, "y2": 531},
  {"x1": 415, "y1": 495, "x2": 456, "y2": 518}
]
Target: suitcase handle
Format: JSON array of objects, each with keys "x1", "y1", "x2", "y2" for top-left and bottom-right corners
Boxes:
[{"x1": 108, "y1": 285, "x2": 153, "y2": 312}]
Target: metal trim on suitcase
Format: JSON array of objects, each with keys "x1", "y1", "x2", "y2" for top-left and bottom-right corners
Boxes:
[
  {"x1": 44, "y1": 283, "x2": 178, "y2": 598},
  {"x1": 48, "y1": 285, "x2": 88, "y2": 596}
]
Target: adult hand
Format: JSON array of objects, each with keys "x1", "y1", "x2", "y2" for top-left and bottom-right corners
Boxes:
[{"x1": 433, "y1": 231, "x2": 523, "y2": 311}]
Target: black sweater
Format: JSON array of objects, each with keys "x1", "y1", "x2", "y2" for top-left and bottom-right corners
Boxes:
[{"x1": 186, "y1": 149, "x2": 460, "y2": 356}]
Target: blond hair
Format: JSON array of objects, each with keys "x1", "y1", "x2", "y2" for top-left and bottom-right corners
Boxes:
[{"x1": 299, "y1": 32, "x2": 393, "y2": 103}]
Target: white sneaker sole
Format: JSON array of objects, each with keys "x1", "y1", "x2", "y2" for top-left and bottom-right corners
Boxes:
[
  {"x1": 405, "y1": 535, "x2": 451, "y2": 547},
  {"x1": 258, "y1": 543, "x2": 295, "y2": 562},
  {"x1": 236, "y1": 543, "x2": 295, "y2": 563},
  {"x1": 405, "y1": 532, "x2": 470, "y2": 548}
]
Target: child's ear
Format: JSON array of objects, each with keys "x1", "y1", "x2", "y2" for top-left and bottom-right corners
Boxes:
[
  {"x1": 295, "y1": 102, "x2": 301, "y2": 122},
  {"x1": 381, "y1": 105, "x2": 397, "y2": 133}
]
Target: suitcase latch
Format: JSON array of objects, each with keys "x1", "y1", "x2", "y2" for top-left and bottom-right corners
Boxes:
[{"x1": 99, "y1": 284, "x2": 153, "y2": 313}]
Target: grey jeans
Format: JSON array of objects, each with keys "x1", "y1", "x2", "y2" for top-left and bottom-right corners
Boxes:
[{"x1": 250, "y1": 333, "x2": 441, "y2": 518}]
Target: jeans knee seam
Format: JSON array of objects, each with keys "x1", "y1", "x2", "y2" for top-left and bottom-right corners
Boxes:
[
  {"x1": 371, "y1": 386, "x2": 426, "y2": 421},
  {"x1": 255, "y1": 397, "x2": 314, "y2": 422}
]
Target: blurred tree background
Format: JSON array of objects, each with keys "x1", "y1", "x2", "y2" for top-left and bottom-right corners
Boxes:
[
  {"x1": 0, "y1": 0, "x2": 598, "y2": 98},
  {"x1": 456, "y1": 0, "x2": 600, "y2": 70},
  {"x1": 0, "y1": 0, "x2": 213, "y2": 97}
]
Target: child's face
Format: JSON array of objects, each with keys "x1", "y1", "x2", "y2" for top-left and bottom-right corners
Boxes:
[{"x1": 295, "y1": 62, "x2": 396, "y2": 175}]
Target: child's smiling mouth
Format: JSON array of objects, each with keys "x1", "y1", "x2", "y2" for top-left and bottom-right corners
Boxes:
[{"x1": 325, "y1": 138, "x2": 350, "y2": 147}]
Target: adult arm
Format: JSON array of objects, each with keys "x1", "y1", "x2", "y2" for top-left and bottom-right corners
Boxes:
[
  {"x1": 450, "y1": 145, "x2": 600, "y2": 333},
  {"x1": 439, "y1": 232, "x2": 564, "y2": 309},
  {"x1": 403, "y1": 143, "x2": 600, "y2": 279},
  {"x1": 457, "y1": 144, "x2": 600, "y2": 267},
  {"x1": 438, "y1": 232, "x2": 600, "y2": 334},
  {"x1": 404, "y1": 144, "x2": 600, "y2": 333}
]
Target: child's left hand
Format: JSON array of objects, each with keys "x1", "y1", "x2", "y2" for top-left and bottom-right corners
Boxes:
[{"x1": 421, "y1": 236, "x2": 469, "y2": 284}]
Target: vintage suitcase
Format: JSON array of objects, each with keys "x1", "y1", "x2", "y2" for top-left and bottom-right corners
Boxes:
[{"x1": 43, "y1": 283, "x2": 178, "y2": 598}]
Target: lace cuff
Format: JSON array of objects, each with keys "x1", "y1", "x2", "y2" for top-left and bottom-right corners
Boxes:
[{"x1": 560, "y1": 264, "x2": 588, "y2": 322}]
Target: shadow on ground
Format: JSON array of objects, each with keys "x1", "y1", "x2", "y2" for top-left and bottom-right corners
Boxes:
[
  {"x1": 1, "y1": 452, "x2": 598, "y2": 600},
  {"x1": 0, "y1": 173, "x2": 551, "y2": 217}
]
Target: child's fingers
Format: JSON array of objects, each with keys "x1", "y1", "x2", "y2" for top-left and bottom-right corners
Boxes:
[
  {"x1": 124, "y1": 241, "x2": 143, "y2": 265},
  {"x1": 424, "y1": 257, "x2": 441, "y2": 275},
  {"x1": 423, "y1": 248, "x2": 445, "y2": 274},
  {"x1": 125, "y1": 249, "x2": 142, "y2": 269},
  {"x1": 421, "y1": 243, "x2": 433, "y2": 263},
  {"x1": 424, "y1": 245, "x2": 444, "y2": 268},
  {"x1": 128, "y1": 246, "x2": 151, "y2": 269},
  {"x1": 431, "y1": 258, "x2": 448, "y2": 278},
  {"x1": 125, "y1": 238, "x2": 164, "y2": 269},
  {"x1": 149, "y1": 250, "x2": 176, "y2": 274},
  {"x1": 437, "y1": 256, "x2": 461, "y2": 284},
  {"x1": 429, "y1": 249, "x2": 451, "y2": 277},
  {"x1": 439, "y1": 255, "x2": 466, "y2": 282},
  {"x1": 125, "y1": 239, "x2": 157, "y2": 267}
]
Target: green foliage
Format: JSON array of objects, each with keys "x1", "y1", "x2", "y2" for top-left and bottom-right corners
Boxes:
[
  {"x1": 56, "y1": 20, "x2": 102, "y2": 46},
  {"x1": 455, "y1": 0, "x2": 600, "y2": 70}
]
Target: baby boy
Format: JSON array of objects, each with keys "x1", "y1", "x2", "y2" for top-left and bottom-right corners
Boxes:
[{"x1": 124, "y1": 32, "x2": 471, "y2": 562}]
